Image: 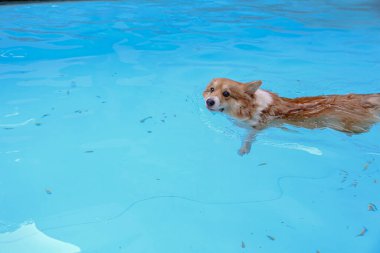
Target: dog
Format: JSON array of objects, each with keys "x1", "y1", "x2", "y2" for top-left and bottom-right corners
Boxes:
[{"x1": 203, "y1": 78, "x2": 380, "y2": 155}]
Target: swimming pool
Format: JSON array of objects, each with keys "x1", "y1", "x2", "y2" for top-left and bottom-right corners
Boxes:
[{"x1": 0, "y1": 0, "x2": 379, "y2": 252}]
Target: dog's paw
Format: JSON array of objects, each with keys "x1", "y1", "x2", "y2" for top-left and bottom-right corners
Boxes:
[{"x1": 238, "y1": 146, "x2": 250, "y2": 156}]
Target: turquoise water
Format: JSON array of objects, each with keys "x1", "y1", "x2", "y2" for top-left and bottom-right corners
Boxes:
[{"x1": 1, "y1": 1, "x2": 380, "y2": 252}]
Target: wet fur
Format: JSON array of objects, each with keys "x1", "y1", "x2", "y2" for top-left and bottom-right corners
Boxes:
[{"x1": 203, "y1": 78, "x2": 380, "y2": 155}]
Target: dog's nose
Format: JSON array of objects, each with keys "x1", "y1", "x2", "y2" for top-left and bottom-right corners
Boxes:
[{"x1": 206, "y1": 98, "x2": 215, "y2": 107}]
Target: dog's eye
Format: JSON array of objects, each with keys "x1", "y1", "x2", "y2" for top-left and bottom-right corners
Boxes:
[
  {"x1": 210, "y1": 87, "x2": 214, "y2": 92},
  {"x1": 223, "y1": 91, "x2": 230, "y2": 97}
]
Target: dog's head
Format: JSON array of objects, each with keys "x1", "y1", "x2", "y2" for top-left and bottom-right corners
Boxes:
[{"x1": 202, "y1": 78, "x2": 262, "y2": 119}]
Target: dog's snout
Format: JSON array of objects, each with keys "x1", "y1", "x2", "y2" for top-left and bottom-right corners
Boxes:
[{"x1": 206, "y1": 98, "x2": 215, "y2": 107}]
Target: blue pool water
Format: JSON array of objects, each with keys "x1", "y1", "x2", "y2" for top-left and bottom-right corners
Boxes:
[{"x1": 1, "y1": 1, "x2": 380, "y2": 252}]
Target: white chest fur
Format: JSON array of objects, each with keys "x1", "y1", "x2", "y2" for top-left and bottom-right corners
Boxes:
[{"x1": 244, "y1": 89, "x2": 273, "y2": 127}]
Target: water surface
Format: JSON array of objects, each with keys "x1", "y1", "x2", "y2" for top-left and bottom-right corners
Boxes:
[{"x1": 0, "y1": 1, "x2": 380, "y2": 252}]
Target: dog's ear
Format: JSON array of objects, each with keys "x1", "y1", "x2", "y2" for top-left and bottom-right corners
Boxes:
[{"x1": 244, "y1": 80, "x2": 262, "y2": 94}]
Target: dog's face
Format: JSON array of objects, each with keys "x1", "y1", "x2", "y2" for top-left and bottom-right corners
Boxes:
[{"x1": 202, "y1": 78, "x2": 262, "y2": 119}]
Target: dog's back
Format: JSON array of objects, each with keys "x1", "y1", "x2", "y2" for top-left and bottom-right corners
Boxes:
[{"x1": 275, "y1": 93, "x2": 380, "y2": 133}]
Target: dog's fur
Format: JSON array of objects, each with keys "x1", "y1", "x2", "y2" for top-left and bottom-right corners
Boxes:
[{"x1": 203, "y1": 78, "x2": 380, "y2": 155}]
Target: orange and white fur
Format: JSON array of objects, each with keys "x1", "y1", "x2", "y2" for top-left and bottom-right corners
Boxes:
[{"x1": 203, "y1": 78, "x2": 380, "y2": 155}]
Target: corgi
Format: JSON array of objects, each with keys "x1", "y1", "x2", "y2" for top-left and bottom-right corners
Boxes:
[{"x1": 203, "y1": 78, "x2": 380, "y2": 155}]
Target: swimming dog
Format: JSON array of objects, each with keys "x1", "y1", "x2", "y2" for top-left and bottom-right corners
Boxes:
[{"x1": 203, "y1": 78, "x2": 380, "y2": 155}]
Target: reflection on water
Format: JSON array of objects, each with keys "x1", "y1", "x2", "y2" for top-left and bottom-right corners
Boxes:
[{"x1": 0, "y1": 222, "x2": 80, "y2": 253}]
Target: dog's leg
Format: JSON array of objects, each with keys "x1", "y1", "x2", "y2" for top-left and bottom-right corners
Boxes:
[{"x1": 238, "y1": 130, "x2": 257, "y2": 156}]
